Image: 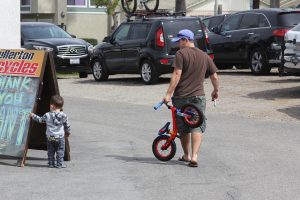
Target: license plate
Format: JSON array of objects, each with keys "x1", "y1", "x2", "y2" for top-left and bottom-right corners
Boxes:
[{"x1": 70, "y1": 58, "x2": 80, "y2": 64}]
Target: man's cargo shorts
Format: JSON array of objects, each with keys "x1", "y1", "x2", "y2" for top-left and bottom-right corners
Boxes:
[{"x1": 172, "y1": 95, "x2": 206, "y2": 134}]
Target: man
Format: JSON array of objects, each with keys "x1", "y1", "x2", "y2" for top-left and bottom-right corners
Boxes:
[{"x1": 164, "y1": 29, "x2": 219, "y2": 167}]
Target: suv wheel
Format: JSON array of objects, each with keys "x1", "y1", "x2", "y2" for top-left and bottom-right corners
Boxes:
[
  {"x1": 92, "y1": 59, "x2": 109, "y2": 81},
  {"x1": 140, "y1": 60, "x2": 159, "y2": 84},
  {"x1": 79, "y1": 72, "x2": 88, "y2": 78},
  {"x1": 249, "y1": 48, "x2": 271, "y2": 75}
]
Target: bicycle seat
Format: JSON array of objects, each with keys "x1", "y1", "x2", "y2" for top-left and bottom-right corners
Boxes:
[{"x1": 158, "y1": 122, "x2": 170, "y2": 134}]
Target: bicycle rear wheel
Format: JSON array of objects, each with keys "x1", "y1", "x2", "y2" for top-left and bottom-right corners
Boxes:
[
  {"x1": 152, "y1": 135, "x2": 176, "y2": 161},
  {"x1": 142, "y1": 0, "x2": 159, "y2": 12},
  {"x1": 121, "y1": 0, "x2": 137, "y2": 15},
  {"x1": 182, "y1": 104, "x2": 204, "y2": 128}
]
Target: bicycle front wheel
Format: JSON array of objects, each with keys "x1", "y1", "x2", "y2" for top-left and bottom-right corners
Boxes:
[
  {"x1": 121, "y1": 0, "x2": 137, "y2": 15},
  {"x1": 182, "y1": 104, "x2": 204, "y2": 128},
  {"x1": 142, "y1": 0, "x2": 159, "y2": 12},
  {"x1": 152, "y1": 135, "x2": 176, "y2": 161}
]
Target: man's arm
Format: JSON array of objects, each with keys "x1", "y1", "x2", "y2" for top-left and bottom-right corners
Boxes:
[
  {"x1": 210, "y1": 72, "x2": 219, "y2": 100},
  {"x1": 165, "y1": 67, "x2": 182, "y2": 102}
]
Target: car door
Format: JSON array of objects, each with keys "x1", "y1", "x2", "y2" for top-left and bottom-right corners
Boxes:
[
  {"x1": 122, "y1": 23, "x2": 151, "y2": 72},
  {"x1": 210, "y1": 14, "x2": 243, "y2": 64},
  {"x1": 229, "y1": 13, "x2": 261, "y2": 62},
  {"x1": 102, "y1": 24, "x2": 130, "y2": 73}
]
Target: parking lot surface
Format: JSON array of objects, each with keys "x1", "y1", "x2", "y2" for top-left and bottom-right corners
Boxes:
[{"x1": 1, "y1": 69, "x2": 300, "y2": 200}]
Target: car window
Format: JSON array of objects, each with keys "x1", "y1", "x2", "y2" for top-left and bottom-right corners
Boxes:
[
  {"x1": 291, "y1": 23, "x2": 300, "y2": 31},
  {"x1": 129, "y1": 24, "x2": 151, "y2": 40},
  {"x1": 258, "y1": 14, "x2": 269, "y2": 27},
  {"x1": 239, "y1": 13, "x2": 259, "y2": 29},
  {"x1": 114, "y1": 24, "x2": 131, "y2": 41},
  {"x1": 278, "y1": 13, "x2": 300, "y2": 27},
  {"x1": 209, "y1": 16, "x2": 225, "y2": 29},
  {"x1": 22, "y1": 25, "x2": 71, "y2": 39},
  {"x1": 220, "y1": 14, "x2": 243, "y2": 32}
]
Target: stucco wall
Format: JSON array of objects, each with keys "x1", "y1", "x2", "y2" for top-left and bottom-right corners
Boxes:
[
  {"x1": 191, "y1": 0, "x2": 251, "y2": 15},
  {"x1": 67, "y1": 13, "x2": 107, "y2": 43},
  {"x1": 0, "y1": 0, "x2": 20, "y2": 48}
]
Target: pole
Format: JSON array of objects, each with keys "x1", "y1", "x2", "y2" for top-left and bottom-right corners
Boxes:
[
  {"x1": 214, "y1": 0, "x2": 218, "y2": 16},
  {"x1": 270, "y1": 0, "x2": 280, "y2": 8},
  {"x1": 175, "y1": 0, "x2": 186, "y2": 13}
]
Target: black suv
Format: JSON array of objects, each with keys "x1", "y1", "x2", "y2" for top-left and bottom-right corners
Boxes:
[
  {"x1": 90, "y1": 15, "x2": 212, "y2": 84},
  {"x1": 202, "y1": 14, "x2": 230, "y2": 32},
  {"x1": 208, "y1": 8, "x2": 300, "y2": 74},
  {"x1": 21, "y1": 22, "x2": 92, "y2": 78}
]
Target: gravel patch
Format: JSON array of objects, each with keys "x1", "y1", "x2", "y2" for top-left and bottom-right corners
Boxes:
[{"x1": 58, "y1": 69, "x2": 300, "y2": 123}]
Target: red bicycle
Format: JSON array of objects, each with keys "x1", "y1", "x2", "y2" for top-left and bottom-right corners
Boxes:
[{"x1": 152, "y1": 100, "x2": 204, "y2": 161}]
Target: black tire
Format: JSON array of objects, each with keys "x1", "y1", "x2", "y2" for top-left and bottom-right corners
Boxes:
[
  {"x1": 143, "y1": 0, "x2": 159, "y2": 12},
  {"x1": 152, "y1": 135, "x2": 176, "y2": 162},
  {"x1": 92, "y1": 59, "x2": 109, "y2": 81},
  {"x1": 249, "y1": 48, "x2": 271, "y2": 75},
  {"x1": 140, "y1": 59, "x2": 159, "y2": 84},
  {"x1": 79, "y1": 72, "x2": 88, "y2": 78},
  {"x1": 181, "y1": 104, "x2": 204, "y2": 128},
  {"x1": 121, "y1": 0, "x2": 137, "y2": 15}
]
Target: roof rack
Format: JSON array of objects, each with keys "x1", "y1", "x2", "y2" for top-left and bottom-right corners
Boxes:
[{"x1": 126, "y1": 9, "x2": 186, "y2": 21}]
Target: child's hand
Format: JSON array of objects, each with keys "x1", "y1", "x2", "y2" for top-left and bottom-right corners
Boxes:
[
  {"x1": 65, "y1": 132, "x2": 71, "y2": 137},
  {"x1": 29, "y1": 113, "x2": 34, "y2": 118}
]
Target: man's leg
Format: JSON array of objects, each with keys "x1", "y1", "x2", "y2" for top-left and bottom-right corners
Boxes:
[
  {"x1": 180, "y1": 132, "x2": 191, "y2": 161},
  {"x1": 191, "y1": 132, "x2": 203, "y2": 162}
]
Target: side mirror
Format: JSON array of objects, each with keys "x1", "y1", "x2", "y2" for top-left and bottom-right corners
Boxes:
[
  {"x1": 211, "y1": 26, "x2": 220, "y2": 34},
  {"x1": 70, "y1": 34, "x2": 76, "y2": 38},
  {"x1": 103, "y1": 36, "x2": 111, "y2": 43}
]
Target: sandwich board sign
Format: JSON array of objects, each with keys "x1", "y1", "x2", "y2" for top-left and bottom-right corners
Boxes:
[{"x1": 0, "y1": 49, "x2": 70, "y2": 166}]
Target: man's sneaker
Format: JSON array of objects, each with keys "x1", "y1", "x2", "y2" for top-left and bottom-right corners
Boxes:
[{"x1": 48, "y1": 164, "x2": 55, "y2": 168}]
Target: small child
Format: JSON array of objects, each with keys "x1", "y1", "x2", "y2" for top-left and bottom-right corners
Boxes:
[{"x1": 30, "y1": 95, "x2": 71, "y2": 168}]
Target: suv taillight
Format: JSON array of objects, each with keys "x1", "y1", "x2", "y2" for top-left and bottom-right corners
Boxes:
[
  {"x1": 156, "y1": 26, "x2": 165, "y2": 48},
  {"x1": 272, "y1": 29, "x2": 289, "y2": 37}
]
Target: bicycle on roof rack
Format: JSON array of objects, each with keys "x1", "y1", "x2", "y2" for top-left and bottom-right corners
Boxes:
[{"x1": 121, "y1": 0, "x2": 159, "y2": 15}]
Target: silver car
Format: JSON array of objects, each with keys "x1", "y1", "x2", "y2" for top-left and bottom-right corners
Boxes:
[{"x1": 284, "y1": 23, "x2": 300, "y2": 74}]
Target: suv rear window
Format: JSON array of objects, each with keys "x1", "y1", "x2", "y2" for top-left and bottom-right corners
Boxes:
[
  {"x1": 278, "y1": 13, "x2": 300, "y2": 27},
  {"x1": 163, "y1": 19, "x2": 204, "y2": 54}
]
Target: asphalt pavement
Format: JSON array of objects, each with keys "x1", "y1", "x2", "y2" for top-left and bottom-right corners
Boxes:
[{"x1": 1, "y1": 96, "x2": 300, "y2": 200}]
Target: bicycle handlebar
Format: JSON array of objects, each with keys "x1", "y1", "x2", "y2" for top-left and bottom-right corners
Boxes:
[{"x1": 154, "y1": 101, "x2": 164, "y2": 110}]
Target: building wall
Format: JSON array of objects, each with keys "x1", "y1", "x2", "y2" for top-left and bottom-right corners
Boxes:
[
  {"x1": 67, "y1": 13, "x2": 107, "y2": 43},
  {"x1": 37, "y1": 0, "x2": 56, "y2": 13},
  {"x1": 189, "y1": 0, "x2": 251, "y2": 16},
  {"x1": 0, "y1": 0, "x2": 20, "y2": 48}
]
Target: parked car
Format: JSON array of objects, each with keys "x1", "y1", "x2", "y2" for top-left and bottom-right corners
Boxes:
[
  {"x1": 208, "y1": 8, "x2": 300, "y2": 74},
  {"x1": 283, "y1": 23, "x2": 300, "y2": 74},
  {"x1": 90, "y1": 15, "x2": 213, "y2": 84},
  {"x1": 21, "y1": 22, "x2": 93, "y2": 78},
  {"x1": 202, "y1": 14, "x2": 230, "y2": 32}
]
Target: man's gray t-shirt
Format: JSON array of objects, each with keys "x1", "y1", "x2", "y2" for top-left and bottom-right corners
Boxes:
[{"x1": 172, "y1": 47, "x2": 217, "y2": 97}]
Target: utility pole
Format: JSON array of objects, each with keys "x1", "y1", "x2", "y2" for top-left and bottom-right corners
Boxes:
[
  {"x1": 214, "y1": 0, "x2": 218, "y2": 15},
  {"x1": 252, "y1": 0, "x2": 259, "y2": 9},
  {"x1": 175, "y1": 0, "x2": 186, "y2": 13},
  {"x1": 270, "y1": 0, "x2": 280, "y2": 8}
]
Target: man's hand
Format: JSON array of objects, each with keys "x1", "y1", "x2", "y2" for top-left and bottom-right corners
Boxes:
[{"x1": 211, "y1": 89, "x2": 219, "y2": 101}]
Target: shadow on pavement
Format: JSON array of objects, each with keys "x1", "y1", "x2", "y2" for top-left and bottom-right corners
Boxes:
[
  {"x1": 0, "y1": 155, "x2": 48, "y2": 167},
  {"x1": 247, "y1": 86, "x2": 300, "y2": 100},
  {"x1": 105, "y1": 154, "x2": 187, "y2": 166},
  {"x1": 278, "y1": 105, "x2": 300, "y2": 121},
  {"x1": 72, "y1": 76, "x2": 170, "y2": 86}
]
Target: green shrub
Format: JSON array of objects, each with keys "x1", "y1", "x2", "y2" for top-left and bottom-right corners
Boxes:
[{"x1": 81, "y1": 38, "x2": 98, "y2": 46}]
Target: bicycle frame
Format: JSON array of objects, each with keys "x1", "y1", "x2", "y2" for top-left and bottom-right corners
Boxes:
[{"x1": 156, "y1": 103, "x2": 180, "y2": 150}]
